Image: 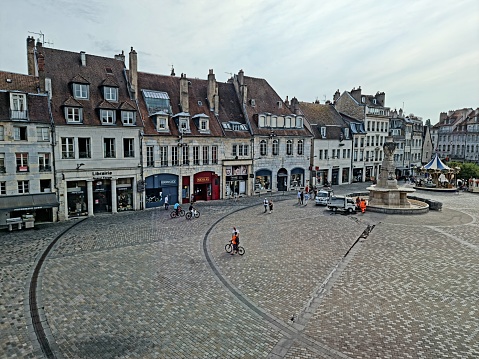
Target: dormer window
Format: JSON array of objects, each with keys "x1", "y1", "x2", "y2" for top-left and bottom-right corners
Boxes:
[
  {"x1": 156, "y1": 116, "x2": 169, "y2": 132},
  {"x1": 100, "y1": 109, "x2": 115, "y2": 124},
  {"x1": 344, "y1": 128, "x2": 350, "y2": 139},
  {"x1": 180, "y1": 119, "x2": 189, "y2": 132},
  {"x1": 320, "y1": 127, "x2": 327, "y2": 138},
  {"x1": 361, "y1": 96, "x2": 365, "y2": 103},
  {"x1": 104, "y1": 87, "x2": 118, "y2": 102},
  {"x1": 200, "y1": 119, "x2": 208, "y2": 131},
  {"x1": 10, "y1": 93, "x2": 27, "y2": 120},
  {"x1": 296, "y1": 116, "x2": 303, "y2": 128},
  {"x1": 121, "y1": 111, "x2": 135, "y2": 125},
  {"x1": 73, "y1": 83, "x2": 89, "y2": 99},
  {"x1": 251, "y1": 99, "x2": 256, "y2": 107},
  {"x1": 65, "y1": 107, "x2": 83, "y2": 123},
  {"x1": 373, "y1": 99, "x2": 377, "y2": 104}
]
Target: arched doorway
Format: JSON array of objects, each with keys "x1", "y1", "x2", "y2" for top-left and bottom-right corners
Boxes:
[
  {"x1": 277, "y1": 168, "x2": 288, "y2": 191},
  {"x1": 255, "y1": 169, "x2": 272, "y2": 191},
  {"x1": 291, "y1": 167, "x2": 305, "y2": 188}
]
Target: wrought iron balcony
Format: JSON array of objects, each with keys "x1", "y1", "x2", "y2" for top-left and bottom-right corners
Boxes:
[
  {"x1": 39, "y1": 165, "x2": 52, "y2": 172},
  {"x1": 0, "y1": 166, "x2": 6, "y2": 173},
  {"x1": 10, "y1": 110, "x2": 28, "y2": 120}
]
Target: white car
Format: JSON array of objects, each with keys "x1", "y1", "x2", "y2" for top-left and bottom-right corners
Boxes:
[{"x1": 315, "y1": 189, "x2": 333, "y2": 206}]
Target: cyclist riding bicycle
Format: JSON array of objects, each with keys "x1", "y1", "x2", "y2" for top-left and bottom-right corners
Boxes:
[
  {"x1": 188, "y1": 203, "x2": 196, "y2": 215},
  {"x1": 231, "y1": 231, "x2": 239, "y2": 255},
  {"x1": 173, "y1": 202, "x2": 181, "y2": 216}
]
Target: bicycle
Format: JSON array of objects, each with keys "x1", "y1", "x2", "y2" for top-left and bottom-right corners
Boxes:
[
  {"x1": 170, "y1": 209, "x2": 185, "y2": 218},
  {"x1": 185, "y1": 208, "x2": 200, "y2": 220},
  {"x1": 225, "y1": 240, "x2": 245, "y2": 255}
]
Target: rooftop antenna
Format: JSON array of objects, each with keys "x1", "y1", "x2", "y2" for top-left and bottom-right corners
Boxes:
[
  {"x1": 28, "y1": 30, "x2": 54, "y2": 47},
  {"x1": 225, "y1": 72, "x2": 233, "y2": 78}
]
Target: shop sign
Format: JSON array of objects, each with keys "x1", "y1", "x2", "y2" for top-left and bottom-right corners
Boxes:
[
  {"x1": 196, "y1": 176, "x2": 210, "y2": 183},
  {"x1": 93, "y1": 171, "x2": 113, "y2": 179},
  {"x1": 161, "y1": 179, "x2": 177, "y2": 186}
]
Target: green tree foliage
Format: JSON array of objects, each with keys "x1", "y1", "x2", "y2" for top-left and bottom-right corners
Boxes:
[{"x1": 447, "y1": 161, "x2": 479, "y2": 179}]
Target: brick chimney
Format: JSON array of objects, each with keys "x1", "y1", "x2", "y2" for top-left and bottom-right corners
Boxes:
[
  {"x1": 179, "y1": 73, "x2": 189, "y2": 113},
  {"x1": 128, "y1": 47, "x2": 138, "y2": 100},
  {"x1": 27, "y1": 36, "x2": 36, "y2": 76},
  {"x1": 350, "y1": 86, "x2": 362, "y2": 103},
  {"x1": 214, "y1": 85, "x2": 219, "y2": 116},
  {"x1": 115, "y1": 50, "x2": 125, "y2": 62},
  {"x1": 375, "y1": 91, "x2": 385, "y2": 106},
  {"x1": 207, "y1": 69, "x2": 216, "y2": 111},
  {"x1": 37, "y1": 51, "x2": 46, "y2": 93},
  {"x1": 80, "y1": 51, "x2": 86, "y2": 66},
  {"x1": 333, "y1": 89, "x2": 340, "y2": 102}
]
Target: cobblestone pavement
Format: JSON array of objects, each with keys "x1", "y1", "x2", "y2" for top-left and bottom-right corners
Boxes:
[{"x1": 1, "y1": 184, "x2": 478, "y2": 358}]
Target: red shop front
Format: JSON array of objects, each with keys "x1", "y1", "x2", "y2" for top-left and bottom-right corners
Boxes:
[{"x1": 193, "y1": 171, "x2": 220, "y2": 202}]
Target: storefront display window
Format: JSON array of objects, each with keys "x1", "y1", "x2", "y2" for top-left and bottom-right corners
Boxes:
[
  {"x1": 290, "y1": 173, "x2": 303, "y2": 187},
  {"x1": 67, "y1": 181, "x2": 88, "y2": 217}
]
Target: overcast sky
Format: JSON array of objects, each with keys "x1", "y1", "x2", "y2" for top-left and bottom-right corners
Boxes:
[{"x1": 1, "y1": 0, "x2": 478, "y2": 124}]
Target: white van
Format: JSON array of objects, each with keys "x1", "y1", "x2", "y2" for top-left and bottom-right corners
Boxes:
[{"x1": 315, "y1": 189, "x2": 332, "y2": 206}]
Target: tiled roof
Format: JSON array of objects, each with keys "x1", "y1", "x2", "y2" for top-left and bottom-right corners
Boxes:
[
  {"x1": 100, "y1": 75, "x2": 119, "y2": 87},
  {"x1": 135, "y1": 71, "x2": 223, "y2": 138},
  {"x1": 97, "y1": 100, "x2": 117, "y2": 109},
  {"x1": 42, "y1": 47, "x2": 139, "y2": 127},
  {"x1": 216, "y1": 82, "x2": 250, "y2": 139},
  {"x1": 242, "y1": 75, "x2": 312, "y2": 137},
  {"x1": 0, "y1": 71, "x2": 39, "y2": 93},
  {"x1": 299, "y1": 102, "x2": 343, "y2": 126},
  {"x1": 62, "y1": 96, "x2": 83, "y2": 107}
]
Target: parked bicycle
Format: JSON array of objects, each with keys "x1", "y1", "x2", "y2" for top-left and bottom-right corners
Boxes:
[
  {"x1": 170, "y1": 209, "x2": 185, "y2": 218},
  {"x1": 225, "y1": 240, "x2": 245, "y2": 255},
  {"x1": 185, "y1": 208, "x2": 200, "y2": 220}
]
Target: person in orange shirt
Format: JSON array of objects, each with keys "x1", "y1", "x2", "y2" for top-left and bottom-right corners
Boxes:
[
  {"x1": 360, "y1": 198, "x2": 367, "y2": 213},
  {"x1": 231, "y1": 231, "x2": 239, "y2": 255}
]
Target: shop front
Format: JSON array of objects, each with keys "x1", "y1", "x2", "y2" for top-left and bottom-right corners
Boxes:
[
  {"x1": 291, "y1": 168, "x2": 305, "y2": 188},
  {"x1": 353, "y1": 168, "x2": 363, "y2": 182},
  {"x1": 194, "y1": 171, "x2": 220, "y2": 202},
  {"x1": 341, "y1": 167, "x2": 350, "y2": 184},
  {"x1": 116, "y1": 178, "x2": 134, "y2": 212},
  {"x1": 255, "y1": 169, "x2": 272, "y2": 191},
  {"x1": 0, "y1": 193, "x2": 59, "y2": 226},
  {"x1": 93, "y1": 179, "x2": 111, "y2": 213},
  {"x1": 145, "y1": 174, "x2": 179, "y2": 208},
  {"x1": 332, "y1": 167, "x2": 340, "y2": 185},
  {"x1": 67, "y1": 181, "x2": 88, "y2": 217},
  {"x1": 225, "y1": 165, "x2": 248, "y2": 197},
  {"x1": 365, "y1": 166, "x2": 373, "y2": 181},
  {"x1": 316, "y1": 169, "x2": 328, "y2": 186}
]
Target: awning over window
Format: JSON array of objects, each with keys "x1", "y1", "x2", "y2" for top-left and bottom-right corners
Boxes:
[{"x1": 0, "y1": 193, "x2": 59, "y2": 211}]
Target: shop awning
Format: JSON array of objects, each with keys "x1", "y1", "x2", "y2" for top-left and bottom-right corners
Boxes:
[{"x1": 0, "y1": 193, "x2": 59, "y2": 211}]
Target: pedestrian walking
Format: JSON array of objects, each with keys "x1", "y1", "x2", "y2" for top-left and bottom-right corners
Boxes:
[
  {"x1": 263, "y1": 198, "x2": 268, "y2": 213},
  {"x1": 164, "y1": 195, "x2": 169, "y2": 210},
  {"x1": 300, "y1": 191, "x2": 304, "y2": 205},
  {"x1": 297, "y1": 190, "x2": 301, "y2": 205},
  {"x1": 268, "y1": 199, "x2": 274, "y2": 213},
  {"x1": 360, "y1": 198, "x2": 367, "y2": 213}
]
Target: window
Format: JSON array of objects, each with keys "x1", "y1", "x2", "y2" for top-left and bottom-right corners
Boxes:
[
  {"x1": 232, "y1": 145, "x2": 237, "y2": 157},
  {"x1": 37, "y1": 127, "x2": 50, "y2": 141},
  {"x1": 286, "y1": 140, "x2": 293, "y2": 155},
  {"x1": 181, "y1": 145, "x2": 189, "y2": 165},
  {"x1": 10, "y1": 93, "x2": 27, "y2": 119},
  {"x1": 104, "y1": 87, "x2": 118, "y2": 101},
  {"x1": 212, "y1": 146, "x2": 218, "y2": 164},
  {"x1": 200, "y1": 119, "x2": 208, "y2": 131},
  {"x1": 61, "y1": 137, "x2": 75, "y2": 159},
  {"x1": 0, "y1": 153, "x2": 5, "y2": 173},
  {"x1": 157, "y1": 117, "x2": 168, "y2": 131},
  {"x1": 272, "y1": 139, "x2": 279, "y2": 156},
  {"x1": 146, "y1": 146, "x2": 154, "y2": 167},
  {"x1": 343, "y1": 149, "x2": 346, "y2": 158},
  {"x1": 320, "y1": 127, "x2": 326, "y2": 138},
  {"x1": 73, "y1": 83, "x2": 89, "y2": 99},
  {"x1": 324, "y1": 150, "x2": 328, "y2": 159},
  {"x1": 332, "y1": 149, "x2": 336, "y2": 159},
  {"x1": 318, "y1": 150, "x2": 323, "y2": 160},
  {"x1": 344, "y1": 128, "x2": 349, "y2": 139},
  {"x1": 160, "y1": 146, "x2": 168, "y2": 166},
  {"x1": 0, "y1": 181, "x2": 5, "y2": 195},
  {"x1": 38, "y1": 153, "x2": 50, "y2": 171},
  {"x1": 347, "y1": 149, "x2": 351, "y2": 158},
  {"x1": 260, "y1": 140, "x2": 267, "y2": 156},
  {"x1": 121, "y1": 111, "x2": 135, "y2": 125},
  {"x1": 172, "y1": 146, "x2": 179, "y2": 166},
  {"x1": 0, "y1": 126, "x2": 3, "y2": 141},
  {"x1": 65, "y1": 107, "x2": 82, "y2": 123},
  {"x1": 18, "y1": 180, "x2": 29, "y2": 194},
  {"x1": 13, "y1": 127, "x2": 27, "y2": 140},
  {"x1": 100, "y1": 109, "x2": 115, "y2": 124},
  {"x1": 123, "y1": 138, "x2": 134, "y2": 158},
  {"x1": 239, "y1": 144, "x2": 248, "y2": 157},
  {"x1": 104, "y1": 138, "x2": 115, "y2": 158},
  {"x1": 202, "y1": 146, "x2": 209, "y2": 165},
  {"x1": 354, "y1": 137, "x2": 358, "y2": 148},
  {"x1": 297, "y1": 140, "x2": 304, "y2": 155},
  {"x1": 296, "y1": 117, "x2": 303, "y2": 128},
  {"x1": 16, "y1": 153, "x2": 28, "y2": 172},
  {"x1": 354, "y1": 150, "x2": 358, "y2": 161},
  {"x1": 142, "y1": 90, "x2": 171, "y2": 115},
  {"x1": 78, "y1": 138, "x2": 91, "y2": 158},
  {"x1": 193, "y1": 146, "x2": 200, "y2": 165}
]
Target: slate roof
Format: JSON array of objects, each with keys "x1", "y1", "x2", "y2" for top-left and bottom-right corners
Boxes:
[
  {"x1": 216, "y1": 81, "x2": 250, "y2": 139},
  {"x1": 135, "y1": 71, "x2": 224, "y2": 138},
  {"x1": 298, "y1": 101, "x2": 347, "y2": 140},
  {"x1": 41, "y1": 46, "x2": 139, "y2": 127},
  {"x1": 0, "y1": 71, "x2": 50, "y2": 123},
  {"x1": 242, "y1": 75, "x2": 312, "y2": 138}
]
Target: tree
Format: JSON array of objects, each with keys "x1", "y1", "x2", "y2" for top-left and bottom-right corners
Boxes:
[{"x1": 447, "y1": 161, "x2": 479, "y2": 179}]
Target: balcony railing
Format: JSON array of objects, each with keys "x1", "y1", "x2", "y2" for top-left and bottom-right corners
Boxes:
[
  {"x1": 0, "y1": 166, "x2": 6, "y2": 173},
  {"x1": 79, "y1": 151, "x2": 91, "y2": 158},
  {"x1": 123, "y1": 151, "x2": 135, "y2": 158},
  {"x1": 10, "y1": 110, "x2": 28, "y2": 120},
  {"x1": 39, "y1": 165, "x2": 52, "y2": 172}
]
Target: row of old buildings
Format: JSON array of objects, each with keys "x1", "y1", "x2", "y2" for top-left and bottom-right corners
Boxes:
[{"x1": 0, "y1": 37, "x2": 477, "y2": 225}]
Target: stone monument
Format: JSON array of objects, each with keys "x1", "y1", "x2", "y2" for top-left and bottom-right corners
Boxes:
[{"x1": 367, "y1": 136, "x2": 415, "y2": 208}]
